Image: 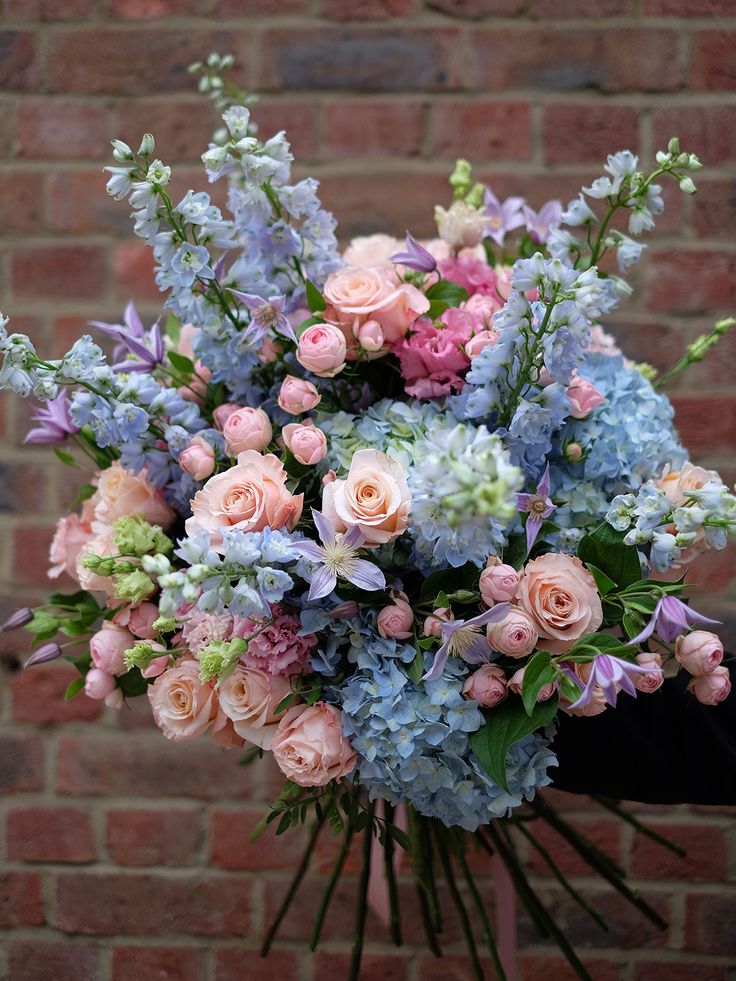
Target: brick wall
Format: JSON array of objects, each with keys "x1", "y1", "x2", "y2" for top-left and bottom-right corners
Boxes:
[{"x1": 1, "y1": 1, "x2": 735, "y2": 979}]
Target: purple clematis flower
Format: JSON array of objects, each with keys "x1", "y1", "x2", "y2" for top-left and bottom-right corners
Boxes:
[
  {"x1": 566, "y1": 653, "x2": 659, "y2": 711},
  {"x1": 25, "y1": 390, "x2": 78, "y2": 445},
  {"x1": 90, "y1": 301, "x2": 164, "y2": 373},
  {"x1": 522, "y1": 200, "x2": 563, "y2": 245},
  {"x1": 390, "y1": 232, "x2": 437, "y2": 274},
  {"x1": 517, "y1": 464, "x2": 556, "y2": 553},
  {"x1": 422, "y1": 603, "x2": 510, "y2": 682},
  {"x1": 291, "y1": 509, "x2": 386, "y2": 602},
  {"x1": 483, "y1": 187, "x2": 526, "y2": 246},
  {"x1": 229, "y1": 289, "x2": 297, "y2": 344},
  {"x1": 628, "y1": 595, "x2": 720, "y2": 646}
]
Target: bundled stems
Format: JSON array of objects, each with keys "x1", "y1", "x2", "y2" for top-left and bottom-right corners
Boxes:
[
  {"x1": 309, "y1": 825, "x2": 354, "y2": 951},
  {"x1": 452, "y1": 829, "x2": 507, "y2": 981},
  {"x1": 407, "y1": 806, "x2": 442, "y2": 956},
  {"x1": 383, "y1": 801, "x2": 402, "y2": 946},
  {"x1": 348, "y1": 805, "x2": 375, "y2": 981},
  {"x1": 592, "y1": 796, "x2": 686, "y2": 857},
  {"x1": 434, "y1": 824, "x2": 485, "y2": 981}
]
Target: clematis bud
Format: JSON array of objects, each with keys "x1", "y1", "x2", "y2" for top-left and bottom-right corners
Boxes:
[
  {"x1": 0, "y1": 607, "x2": 33, "y2": 632},
  {"x1": 25, "y1": 643, "x2": 63, "y2": 668}
]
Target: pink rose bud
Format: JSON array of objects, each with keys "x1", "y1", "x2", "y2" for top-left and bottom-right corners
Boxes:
[
  {"x1": 377, "y1": 598, "x2": 414, "y2": 640},
  {"x1": 675, "y1": 630, "x2": 724, "y2": 676},
  {"x1": 258, "y1": 336, "x2": 282, "y2": 364},
  {"x1": 322, "y1": 469, "x2": 337, "y2": 485},
  {"x1": 90, "y1": 623, "x2": 136, "y2": 675},
  {"x1": 356, "y1": 319, "x2": 384, "y2": 353},
  {"x1": 567, "y1": 376, "x2": 606, "y2": 420},
  {"x1": 278, "y1": 375, "x2": 322, "y2": 415},
  {"x1": 465, "y1": 330, "x2": 498, "y2": 359},
  {"x1": 179, "y1": 437, "x2": 215, "y2": 480},
  {"x1": 507, "y1": 666, "x2": 556, "y2": 702},
  {"x1": 296, "y1": 323, "x2": 347, "y2": 378},
  {"x1": 462, "y1": 664, "x2": 508, "y2": 707},
  {"x1": 423, "y1": 607, "x2": 453, "y2": 639},
  {"x1": 179, "y1": 361, "x2": 212, "y2": 404},
  {"x1": 212, "y1": 403, "x2": 241, "y2": 430},
  {"x1": 282, "y1": 419, "x2": 328, "y2": 466},
  {"x1": 223, "y1": 406, "x2": 273, "y2": 455},
  {"x1": 141, "y1": 645, "x2": 169, "y2": 679},
  {"x1": 486, "y1": 607, "x2": 538, "y2": 658},
  {"x1": 480, "y1": 562, "x2": 520, "y2": 605},
  {"x1": 126, "y1": 601, "x2": 160, "y2": 640},
  {"x1": 85, "y1": 668, "x2": 116, "y2": 700},
  {"x1": 564, "y1": 441, "x2": 584, "y2": 463},
  {"x1": 691, "y1": 665, "x2": 731, "y2": 705},
  {"x1": 104, "y1": 688, "x2": 125, "y2": 710},
  {"x1": 632, "y1": 651, "x2": 664, "y2": 693}
]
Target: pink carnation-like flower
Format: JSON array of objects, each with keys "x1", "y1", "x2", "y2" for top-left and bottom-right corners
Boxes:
[
  {"x1": 438, "y1": 255, "x2": 497, "y2": 297},
  {"x1": 234, "y1": 605, "x2": 318, "y2": 676},
  {"x1": 48, "y1": 513, "x2": 93, "y2": 582},
  {"x1": 181, "y1": 610, "x2": 234, "y2": 656},
  {"x1": 396, "y1": 311, "x2": 471, "y2": 399}
]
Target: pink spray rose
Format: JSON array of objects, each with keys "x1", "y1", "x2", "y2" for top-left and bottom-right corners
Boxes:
[
  {"x1": 508, "y1": 666, "x2": 557, "y2": 702},
  {"x1": 234, "y1": 606, "x2": 318, "y2": 676},
  {"x1": 282, "y1": 419, "x2": 328, "y2": 466},
  {"x1": 377, "y1": 597, "x2": 414, "y2": 640},
  {"x1": 271, "y1": 702, "x2": 357, "y2": 787},
  {"x1": 462, "y1": 664, "x2": 508, "y2": 707},
  {"x1": 90, "y1": 622, "x2": 135, "y2": 675},
  {"x1": 223, "y1": 406, "x2": 273, "y2": 455},
  {"x1": 356, "y1": 319, "x2": 385, "y2": 353},
  {"x1": 518, "y1": 553, "x2": 603, "y2": 655},
  {"x1": 465, "y1": 330, "x2": 498, "y2": 359},
  {"x1": 675, "y1": 630, "x2": 724, "y2": 676},
  {"x1": 48, "y1": 513, "x2": 92, "y2": 581},
  {"x1": 148, "y1": 658, "x2": 218, "y2": 741},
  {"x1": 423, "y1": 607, "x2": 454, "y2": 639},
  {"x1": 632, "y1": 652, "x2": 664, "y2": 694},
  {"x1": 480, "y1": 559, "x2": 520, "y2": 605},
  {"x1": 486, "y1": 607, "x2": 538, "y2": 659},
  {"x1": 179, "y1": 437, "x2": 215, "y2": 480},
  {"x1": 212, "y1": 402, "x2": 241, "y2": 430},
  {"x1": 691, "y1": 665, "x2": 731, "y2": 705},
  {"x1": 217, "y1": 665, "x2": 292, "y2": 749},
  {"x1": 566, "y1": 377, "x2": 606, "y2": 420},
  {"x1": 296, "y1": 323, "x2": 347, "y2": 378},
  {"x1": 113, "y1": 601, "x2": 159, "y2": 640},
  {"x1": 321, "y1": 448, "x2": 411, "y2": 546},
  {"x1": 85, "y1": 668, "x2": 116, "y2": 700},
  {"x1": 185, "y1": 451, "x2": 303, "y2": 547},
  {"x1": 278, "y1": 375, "x2": 321, "y2": 415},
  {"x1": 93, "y1": 461, "x2": 175, "y2": 529}
]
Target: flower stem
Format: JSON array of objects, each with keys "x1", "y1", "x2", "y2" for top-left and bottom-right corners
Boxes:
[
  {"x1": 451, "y1": 829, "x2": 507, "y2": 981},
  {"x1": 347, "y1": 805, "x2": 374, "y2": 981},
  {"x1": 309, "y1": 824, "x2": 354, "y2": 951},
  {"x1": 383, "y1": 802, "x2": 402, "y2": 946},
  {"x1": 433, "y1": 824, "x2": 484, "y2": 981}
]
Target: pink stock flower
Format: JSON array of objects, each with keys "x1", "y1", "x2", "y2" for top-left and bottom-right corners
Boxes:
[
  {"x1": 223, "y1": 406, "x2": 273, "y2": 454},
  {"x1": 272, "y1": 702, "x2": 357, "y2": 787},
  {"x1": 297, "y1": 323, "x2": 347, "y2": 378},
  {"x1": 690, "y1": 666, "x2": 731, "y2": 705},
  {"x1": 567, "y1": 376, "x2": 606, "y2": 419},
  {"x1": 148, "y1": 658, "x2": 218, "y2": 741},
  {"x1": 179, "y1": 437, "x2": 215, "y2": 480},
  {"x1": 462, "y1": 664, "x2": 508, "y2": 707},
  {"x1": 675, "y1": 630, "x2": 724, "y2": 676},
  {"x1": 278, "y1": 376, "x2": 321, "y2": 415},
  {"x1": 282, "y1": 419, "x2": 328, "y2": 465},
  {"x1": 234, "y1": 605, "x2": 318, "y2": 676},
  {"x1": 396, "y1": 312, "x2": 471, "y2": 399}
]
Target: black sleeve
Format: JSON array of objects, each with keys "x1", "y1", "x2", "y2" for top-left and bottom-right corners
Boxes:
[{"x1": 551, "y1": 661, "x2": 736, "y2": 805}]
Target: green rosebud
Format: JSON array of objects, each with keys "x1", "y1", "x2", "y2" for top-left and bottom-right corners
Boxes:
[
  {"x1": 198, "y1": 637, "x2": 248, "y2": 684},
  {"x1": 114, "y1": 515, "x2": 173, "y2": 558},
  {"x1": 449, "y1": 158, "x2": 473, "y2": 199},
  {"x1": 115, "y1": 570, "x2": 155, "y2": 605},
  {"x1": 124, "y1": 641, "x2": 155, "y2": 670},
  {"x1": 81, "y1": 554, "x2": 116, "y2": 577}
]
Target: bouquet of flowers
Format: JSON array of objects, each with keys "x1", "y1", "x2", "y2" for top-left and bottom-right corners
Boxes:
[{"x1": 2, "y1": 55, "x2": 734, "y2": 980}]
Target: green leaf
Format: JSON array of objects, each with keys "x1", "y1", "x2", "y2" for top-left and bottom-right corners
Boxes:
[
  {"x1": 425, "y1": 279, "x2": 469, "y2": 307},
  {"x1": 406, "y1": 650, "x2": 425, "y2": 684},
  {"x1": 577, "y1": 522, "x2": 641, "y2": 590},
  {"x1": 165, "y1": 312, "x2": 181, "y2": 345},
  {"x1": 64, "y1": 677, "x2": 85, "y2": 701},
  {"x1": 434, "y1": 590, "x2": 450, "y2": 609},
  {"x1": 296, "y1": 314, "x2": 324, "y2": 338},
  {"x1": 167, "y1": 351, "x2": 195, "y2": 375},
  {"x1": 54, "y1": 448, "x2": 78, "y2": 468},
  {"x1": 388, "y1": 824, "x2": 410, "y2": 851},
  {"x1": 585, "y1": 563, "x2": 617, "y2": 596},
  {"x1": 623, "y1": 611, "x2": 644, "y2": 639},
  {"x1": 306, "y1": 686, "x2": 322, "y2": 706},
  {"x1": 117, "y1": 668, "x2": 150, "y2": 698},
  {"x1": 305, "y1": 279, "x2": 326, "y2": 313},
  {"x1": 446, "y1": 589, "x2": 479, "y2": 604},
  {"x1": 521, "y1": 651, "x2": 558, "y2": 717},
  {"x1": 470, "y1": 695, "x2": 559, "y2": 792},
  {"x1": 426, "y1": 299, "x2": 449, "y2": 319},
  {"x1": 72, "y1": 483, "x2": 97, "y2": 508},
  {"x1": 275, "y1": 691, "x2": 299, "y2": 715},
  {"x1": 419, "y1": 563, "x2": 477, "y2": 604},
  {"x1": 28, "y1": 610, "x2": 58, "y2": 636}
]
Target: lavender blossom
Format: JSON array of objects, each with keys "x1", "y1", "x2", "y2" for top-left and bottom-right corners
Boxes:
[
  {"x1": 629, "y1": 595, "x2": 720, "y2": 645},
  {"x1": 91, "y1": 302, "x2": 164, "y2": 373},
  {"x1": 291, "y1": 509, "x2": 386, "y2": 601},
  {"x1": 390, "y1": 232, "x2": 437, "y2": 273},
  {"x1": 423, "y1": 604, "x2": 510, "y2": 682},
  {"x1": 567, "y1": 653, "x2": 658, "y2": 710},
  {"x1": 517, "y1": 464, "x2": 556, "y2": 552},
  {"x1": 483, "y1": 187, "x2": 526, "y2": 246},
  {"x1": 25, "y1": 391, "x2": 78, "y2": 445},
  {"x1": 229, "y1": 290, "x2": 296, "y2": 344},
  {"x1": 523, "y1": 200, "x2": 563, "y2": 244}
]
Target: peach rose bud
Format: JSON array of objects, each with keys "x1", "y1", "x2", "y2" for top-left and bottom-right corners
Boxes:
[
  {"x1": 465, "y1": 330, "x2": 498, "y2": 359},
  {"x1": 480, "y1": 562, "x2": 520, "y2": 605},
  {"x1": 85, "y1": 668, "x2": 116, "y2": 700},
  {"x1": 356, "y1": 319, "x2": 384, "y2": 353},
  {"x1": 223, "y1": 406, "x2": 273, "y2": 455},
  {"x1": 212, "y1": 403, "x2": 241, "y2": 430},
  {"x1": 423, "y1": 607, "x2": 453, "y2": 639},
  {"x1": 675, "y1": 630, "x2": 724, "y2": 676},
  {"x1": 462, "y1": 664, "x2": 508, "y2": 707},
  {"x1": 377, "y1": 598, "x2": 414, "y2": 640},
  {"x1": 282, "y1": 419, "x2": 328, "y2": 466},
  {"x1": 179, "y1": 437, "x2": 215, "y2": 480},
  {"x1": 296, "y1": 323, "x2": 347, "y2": 378},
  {"x1": 126, "y1": 602, "x2": 160, "y2": 640},
  {"x1": 691, "y1": 665, "x2": 731, "y2": 705},
  {"x1": 508, "y1": 666, "x2": 556, "y2": 702},
  {"x1": 278, "y1": 375, "x2": 322, "y2": 415}
]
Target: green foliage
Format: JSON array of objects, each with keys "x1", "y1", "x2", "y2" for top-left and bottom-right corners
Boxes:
[
  {"x1": 520, "y1": 651, "x2": 559, "y2": 716},
  {"x1": 470, "y1": 695, "x2": 559, "y2": 792},
  {"x1": 578, "y1": 521, "x2": 642, "y2": 590},
  {"x1": 305, "y1": 279, "x2": 326, "y2": 313},
  {"x1": 425, "y1": 279, "x2": 469, "y2": 317}
]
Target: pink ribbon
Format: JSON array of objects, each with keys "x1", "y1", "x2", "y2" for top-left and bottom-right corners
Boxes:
[{"x1": 367, "y1": 804, "x2": 518, "y2": 978}]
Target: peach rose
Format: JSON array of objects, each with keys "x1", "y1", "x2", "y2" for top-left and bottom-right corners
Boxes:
[
  {"x1": 90, "y1": 623, "x2": 135, "y2": 675},
  {"x1": 486, "y1": 607, "x2": 538, "y2": 658},
  {"x1": 632, "y1": 652, "x2": 664, "y2": 694},
  {"x1": 323, "y1": 266, "x2": 429, "y2": 345},
  {"x1": 271, "y1": 702, "x2": 356, "y2": 787},
  {"x1": 148, "y1": 659, "x2": 218, "y2": 741},
  {"x1": 282, "y1": 419, "x2": 328, "y2": 465},
  {"x1": 657, "y1": 461, "x2": 722, "y2": 506},
  {"x1": 93, "y1": 462, "x2": 174, "y2": 529},
  {"x1": 112, "y1": 601, "x2": 160, "y2": 640},
  {"x1": 185, "y1": 451, "x2": 303, "y2": 547},
  {"x1": 48, "y1": 513, "x2": 92, "y2": 581},
  {"x1": 462, "y1": 664, "x2": 508, "y2": 707},
  {"x1": 321, "y1": 448, "x2": 411, "y2": 547},
  {"x1": 518, "y1": 553, "x2": 603, "y2": 654},
  {"x1": 296, "y1": 323, "x2": 347, "y2": 378},
  {"x1": 217, "y1": 665, "x2": 291, "y2": 750},
  {"x1": 278, "y1": 376, "x2": 322, "y2": 415},
  {"x1": 223, "y1": 406, "x2": 273, "y2": 454},
  {"x1": 465, "y1": 330, "x2": 498, "y2": 359}
]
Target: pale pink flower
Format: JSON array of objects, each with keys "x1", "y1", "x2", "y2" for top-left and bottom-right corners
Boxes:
[
  {"x1": 90, "y1": 622, "x2": 135, "y2": 675},
  {"x1": 518, "y1": 553, "x2": 603, "y2": 655},
  {"x1": 48, "y1": 513, "x2": 92, "y2": 582},
  {"x1": 567, "y1": 376, "x2": 606, "y2": 419},
  {"x1": 148, "y1": 658, "x2": 218, "y2": 741},
  {"x1": 377, "y1": 597, "x2": 414, "y2": 640},
  {"x1": 234, "y1": 606, "x2": 318, "y2": 676},
  {"x1": 278, "y1": 376, "x2": 321, "y2": 415},
  {"x1": 486, "y1": 607, "x2": 538, "y2": 658},
  {"x1": 480, "y1": 560, "x2": 520, "y2": 605},
  {"x1": 675, "y1": 630, "x2": 724, "y2": 676},
  {"x1": 85, "y1": 668, "x2": 116, "y2": 700},
  {"x1": 93, "y1": 462, "x2": 174, "y2": 529},
  {"x1": 272, "y1": 702, "x2": 356, "y2": 787},
  {"x1": 179, "y1": 437, "x2": 215, "y2": 480},
  {"x1": 691, "y1": 666, "x2": 731, "y2": 705},
  {"x1": 282, "y1": 419, "x2": 328, "y2": 466},
  {"x1": 223, "y1": 406, "x2": 273, "y2": 454},
  {"x1": 217, "y1": 664, "x2": 292, "y2": 749},
  {"x1": 462, "y1": 664, "x2": 508, "y2": 707}
]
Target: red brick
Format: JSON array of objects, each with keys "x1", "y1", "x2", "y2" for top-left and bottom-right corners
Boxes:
[
  {"x1": 0, "y1": 459, "x2": 50, "y2": 512},
  {"x1": 418, "y1": 953, "x2": 508, "y2": 981},
  {"x1": 0, "y1": 871, "x2": 44, "y2": 926},
  {"x1": 426, "y1": 0, "x2": 523, "y2": 15},
  {"x1": 46, "y1": 29, "x2": 240, "y2": 96},
  {"x1": 472, "y1": 29, "x2": 681, "y2": 93},
  {"x1": 691, "y1": 179, "x2": 736, "y2": 240},
  {"x1": 632, "y1": 960, "x2": 728, "y2": 981},
  {"x1": 520, "y1": 955, "x2": 620, "y2": 981},
  {"x1": 56, "y1": 731, "x2": 254, "y2": 799},
  {"x1": 106, "y1": 808, "x2": 201, "y2": 866},
  {"x1": 49, "y1": 170, "x2": 130, "y2": 235},
  {"x1": 0, "y1": 171, "x2": 44, "y2": 232},
  {"x1": 111, "y1": 945, "x2": 205, "y2": 981},
  {"x1": 684, "y1": 891, "x2": 736, "y2": 954},
  {"x1": 652, "y1": 106, "x2": 736, "y2": 166},
  {"x1": 258, "y1": 27, "x2": 463, "y2": 92},
  {"x1": 543, "y1": 104, "x2": 640, "y2": 163},
  {"x1": 682, "y1": 543, "x2": 736, "y2": 594},
  {"x1": 215, "y1": 948, "x2": 300, "y2": 981},
  {"x1": 12, "y1": 662, "x2": 103, "y2": 724},
  {"x1": 672, "y1": 395, "x2": 736, "y2": 453},
  {"x1": 690, "y1": 32, "x2": 736, "y2": 91},
  {"x1": 321, "y1": 0, "x2": 415, "y2": 16},
  {"x1": 12, "y1": 246, "x2": 108, "y2": 300},
  {"x1": 253, "y1": 99, "x2": 319, "y2": 159},
  {"x1": 645, "y1": 251, "x2": 736, "y2": 313},
  {"x1": 10, "y1": 524, "x2": 54, "y2": 588},
  {"x1": 530, "y1": 0, "x2": 632, "y2": 13},
  {"x1": 648, "y1": 0, "x2": 736, "y2": 14},
  {"x1": 0, "y1": 31, "x2": 37, "y2": 89},
  {"x1": 14, "y1": 100, "x2": 109, "y2": 159},
  {"x1": 216, "y1": 0, "x2": 310, "y2": 11},
  {"x1": 6, "y1": 939, "x2": 100, "y2": 981},
  {"x1": 431, "y1": 101, "x2": 531, "y2": 160},
  {"x1": 116, "y1": 99, "x2": 215, "y2": 163},
  {"x1": 0, "y1": 732, "x2": 45, "y2": 793},
  {"x1": 323, "y1": 99, "x2": 424, "y2": 159},
  {"x1": 630, "y1": 821, "x2": 730, "y2": 880},
  {"x1": 7, "y1": 806, "x2": 95, "y2": 863},
  {"x1": 113, "y1": 241, "x2": 160, "y2": 302},
  {"x1": 54, "y1": 870, "x2": 251, "y2": 936},
  {"x1": 525, "y1": 817, "x2": 623, "y2": 877},
  {"x1": 110, "y1": 0, "x2": 210, "y2": 14},
  {"x1": 4, "y1": 0, "x2": 97, "y2": 15},
  {"x1": 315, "y1": 951, "x2": 411, "y2": 981},
  {"x1": 211, "y1": 809, "x2": 309, "y2": 870}
]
